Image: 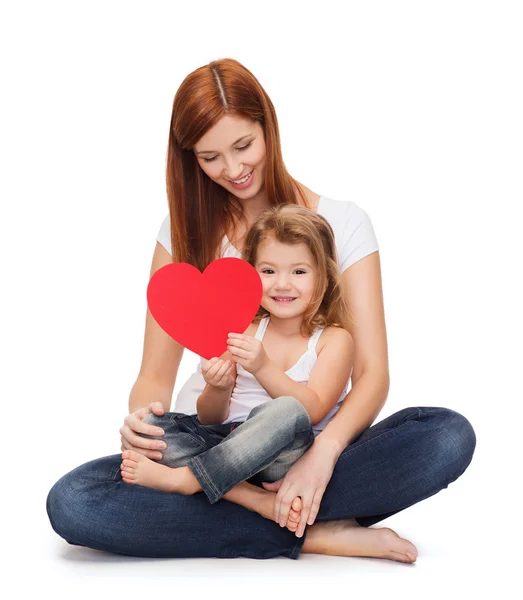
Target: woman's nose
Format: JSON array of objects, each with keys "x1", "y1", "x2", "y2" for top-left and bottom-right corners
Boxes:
[{"x1": 223, "y1": 157, "x2": 243, "y2": 181}]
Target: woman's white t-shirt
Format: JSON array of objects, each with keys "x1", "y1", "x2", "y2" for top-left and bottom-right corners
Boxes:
[{"x1": 156, "y1": 196, "x2": 379, "y2": 432}]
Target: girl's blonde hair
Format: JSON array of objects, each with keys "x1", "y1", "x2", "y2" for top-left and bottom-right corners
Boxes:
[{"x1": 242, "y1": 205, "x2": 352, "y2": 336}]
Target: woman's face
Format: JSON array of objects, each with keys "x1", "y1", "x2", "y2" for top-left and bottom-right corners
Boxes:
[{"x1": 193, "y1": 114, "x2": 266, "y2": 200}]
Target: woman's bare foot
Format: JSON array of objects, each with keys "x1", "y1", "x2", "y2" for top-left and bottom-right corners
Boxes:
[
  {"x1": 120, "y1": 450, "x2": 201, "y2": 494},
  {"x1": 302, "y1": 520, "x2": 418, "y2": 564}
]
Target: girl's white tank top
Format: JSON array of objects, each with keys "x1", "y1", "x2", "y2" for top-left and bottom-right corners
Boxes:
[{"x1": 223, "y1": 316, "x2": 349, "y2": 436}]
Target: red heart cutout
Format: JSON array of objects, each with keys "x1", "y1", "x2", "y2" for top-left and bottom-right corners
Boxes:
[{"x1": 147, "y1": 258, "x2": 263, "y2": 360}]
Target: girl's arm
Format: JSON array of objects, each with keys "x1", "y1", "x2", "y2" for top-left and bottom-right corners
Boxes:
[
  {"x1": 196, "y1": 352, "x2": 236, "y2": 425},
  {"x1": 254, "y1": 329, "x2": 354, "y2": 425}
]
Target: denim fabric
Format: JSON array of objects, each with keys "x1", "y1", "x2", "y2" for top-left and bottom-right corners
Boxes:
[
  {"x1": 46, "y1": 406, "x2": 476, "y2": 559},
  {"x1": 141, "y1": 396, "x2": 315, "y2": 503}
]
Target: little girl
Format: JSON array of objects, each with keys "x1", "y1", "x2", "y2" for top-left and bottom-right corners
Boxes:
[{"x1": 120, "y1": 205, "x2": 354, "y2": 531}]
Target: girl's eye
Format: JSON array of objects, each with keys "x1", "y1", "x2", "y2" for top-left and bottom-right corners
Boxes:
[
  {"x1": 295, "y1": 270, "x2": 306, "y2": 275},
  {"x1": 261, "y1": 269, "x2": 274, "y2": 274},
  {"x1": 202, "y1": 142, "x2": 252, "y2": 163}
]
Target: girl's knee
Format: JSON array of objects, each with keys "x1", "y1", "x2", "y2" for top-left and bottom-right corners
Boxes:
[{"x1": 270, "y1": 396, "x2": 312, "y2": 429}]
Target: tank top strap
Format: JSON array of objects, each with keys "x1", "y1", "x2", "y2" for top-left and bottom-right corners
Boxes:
[
  {"x1": 254, "y1": 316, "x2": 270, "y2": 341},
  {"x1": 308, "y1": 327, "x2": 324, "y2": 351}
]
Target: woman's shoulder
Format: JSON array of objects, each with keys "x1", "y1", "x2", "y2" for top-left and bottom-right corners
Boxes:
[
  {"x1": 318, "y1": 196, "x2": 380, "y2": 271},
  {"x1": 318, "y1": 195, "x2": 370, "y2": 222}
]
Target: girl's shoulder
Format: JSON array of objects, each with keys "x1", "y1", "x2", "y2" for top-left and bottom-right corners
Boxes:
[
  {"x1": 316, "y1": 326, "x2": 353, "y2": 355},
  {"x1": 244, "y1": 321, "x2": 261, "y2": 337}
]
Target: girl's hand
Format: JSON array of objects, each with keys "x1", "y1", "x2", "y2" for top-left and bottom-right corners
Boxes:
[
  {"x1": 227, "y1": 333, "x2": 268, "y2": 374},
  {"x1": 262, "y1": 438, "x2": 339, "y2": 538},
  {"x1": 120, "y1": 401, "x2": 167, "y2": 461},
  {"x1": 202, "y1": 357, "x2": 236, "y2": 390}
]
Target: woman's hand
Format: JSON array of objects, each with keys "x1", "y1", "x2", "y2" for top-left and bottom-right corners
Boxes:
[
  {"x1": 202, "y1": 357, "x2": 236, "y2": 389},
  {"x1": 119, "y1": 401, "x2": 167, "y2": 461},
  {"x1": 227, "y1": 333, "x2": 268, "y2": 375},
  {"x1": 263, "y1": 437, "x2": 340, "y2": 538}
]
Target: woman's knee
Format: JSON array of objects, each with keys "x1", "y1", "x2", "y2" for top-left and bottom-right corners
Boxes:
[
  {"x1": 46, "y1": 455, "x2": 121, "y2": 543},
  {"x1": 422, "y1": 407, "x2": 476, "y2": 479}
]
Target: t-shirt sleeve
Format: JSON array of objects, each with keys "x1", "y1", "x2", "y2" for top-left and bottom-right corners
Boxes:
[
  {"x1": 157, "y1": 215, "x2": 172, "y2": 255},
  {"x1": 338, "y1": 202, "x2": 379, "y2": 272}
]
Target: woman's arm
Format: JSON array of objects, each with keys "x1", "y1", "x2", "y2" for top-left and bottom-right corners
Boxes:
[
  {"x1": 269, "y1": 251, "x2": 389, "y2": 534},
  {"x1": 120, "y1": 242, "x2": 185, "y2": 459},
  {"x1": 254, "y1": 328, "x2": 354, "y2": 424},
  {"x1": 315, "y1": 251, "x2": 389, "y2": 457}
]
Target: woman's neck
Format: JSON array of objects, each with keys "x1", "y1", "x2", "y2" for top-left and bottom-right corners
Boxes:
[{"x1": 229, "y1": 187, "x2": 270, "y2": 222}]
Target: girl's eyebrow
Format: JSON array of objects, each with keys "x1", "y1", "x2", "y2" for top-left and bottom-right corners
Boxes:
[
  {"x1": 257, "y1": 261, "x2": 313, "y2": 268},
  {"x1": 196, "y1": 135, "x2": 252, "y2": 155}
]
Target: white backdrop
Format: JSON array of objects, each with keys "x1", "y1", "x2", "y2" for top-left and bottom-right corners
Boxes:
[{"x1": 1, "y1": 1, "x2": 521, "y2": 598}]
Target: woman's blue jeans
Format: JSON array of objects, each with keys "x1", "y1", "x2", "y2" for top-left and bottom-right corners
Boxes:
[{"x1": 46, "y1": 406, "x2": 476, "y2": 559}]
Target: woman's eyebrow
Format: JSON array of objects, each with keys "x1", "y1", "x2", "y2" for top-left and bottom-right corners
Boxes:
[{"x1": 196, "y1": 135, "x2": 252, "y2": 155}]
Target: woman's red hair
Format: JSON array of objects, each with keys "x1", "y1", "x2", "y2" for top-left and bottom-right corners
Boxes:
[{"x1": 166, "y1": 58, "x2": 309, "y2": 270}]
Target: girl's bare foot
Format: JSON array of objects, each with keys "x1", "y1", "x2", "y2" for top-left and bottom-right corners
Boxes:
[
  {"x1": 120, "y1": 450, "x2": 201, "y2": 494},
  {"x1": 226, "y1": 484, "x2": 302, "y2": 533},
  {"x1": 302, "y1": 520, "x2": 418, "y2": 564},
  {"x1": 285, "y1": 497, "x2": 302, "y2": 532}
]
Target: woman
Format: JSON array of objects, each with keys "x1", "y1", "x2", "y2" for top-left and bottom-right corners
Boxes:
[{"x1": 46, "y1": 58, "x2": 476, "y2": 562}]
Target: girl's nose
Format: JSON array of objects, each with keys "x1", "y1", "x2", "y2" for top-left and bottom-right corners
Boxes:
[{"x1": 276, "y1": 276, "x2": 291, "y2": 289}]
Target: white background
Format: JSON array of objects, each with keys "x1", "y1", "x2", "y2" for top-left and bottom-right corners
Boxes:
[{"x1": 1, "y1": 1, "x2": 522, "y2": 598}]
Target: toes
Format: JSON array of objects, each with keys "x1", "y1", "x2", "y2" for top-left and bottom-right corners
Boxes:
[
  {"x1": 288, "y1": 508, "x2": 300, "y2": 522},
  {"x1": 291, "y1": 497, "x2": 303, "y2": 511},
  {"x1": 126, "y1": 450, "x2": 143, "y2": 462},
  {"x1": 122, "y1": 458, "x2": 137, "y2": 468},
  {"x1": 286, "y1": 520, "x2": 299, "y2": 532}
]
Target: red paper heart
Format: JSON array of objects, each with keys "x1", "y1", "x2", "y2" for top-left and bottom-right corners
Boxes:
[{"x1": 147, "y1": 258, "x2": 263, "y2": 360}]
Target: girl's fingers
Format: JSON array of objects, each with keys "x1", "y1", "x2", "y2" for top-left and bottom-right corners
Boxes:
[
  {"x1": 207, "y1": 359, "x2": 225, "y2": 378},
  {"x1": 227, "y1": 337, "x2": 248, "y2": 349},
  {"x1": 215, "y1": 361, "x2": 232, "y2": 380},
  {"x1": 228, "y1": 347, "x2": 249, "y2": 359}
]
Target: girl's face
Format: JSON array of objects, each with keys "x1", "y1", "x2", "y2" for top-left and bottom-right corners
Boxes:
[
  {"x1": 193, "y1": 114, "x2": 266, "y2": 200},
  {"x1": 255, "y1": 238, "x2": 318, "y2": 320}
]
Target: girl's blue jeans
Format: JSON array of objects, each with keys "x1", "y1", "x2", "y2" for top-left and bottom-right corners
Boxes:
[
  {"x1": 46, "y1": 405, "x2": 476, "y2": 560},
  {"x1": 141, "y1": 396, "x2": 315, "y2": 504}
]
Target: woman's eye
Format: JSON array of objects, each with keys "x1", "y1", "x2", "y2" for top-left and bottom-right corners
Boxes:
[{"x1": 202, "y1": 142, "x2": 250, "y2": 163}]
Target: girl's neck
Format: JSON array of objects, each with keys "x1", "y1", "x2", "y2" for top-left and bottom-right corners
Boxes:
[{"x1": 265, "y1": 313, "x2": 306, "y2": 338}]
